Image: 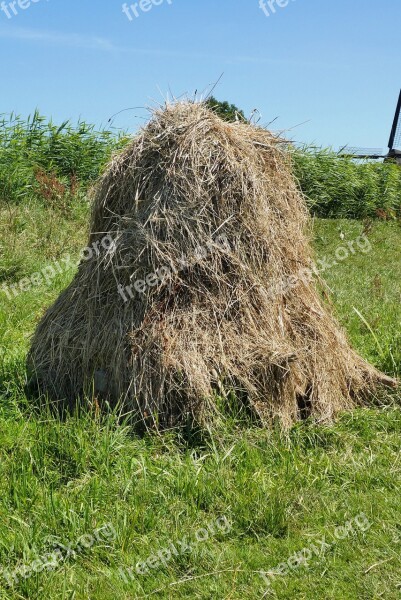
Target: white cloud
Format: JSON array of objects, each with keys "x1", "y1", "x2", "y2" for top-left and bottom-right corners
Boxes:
[
  {"x1": 0, "y1": 26, "x2": 336, "y2": 68},
  {"x1": 0, "y1": 26, "x2": 118, "y2": 51}
]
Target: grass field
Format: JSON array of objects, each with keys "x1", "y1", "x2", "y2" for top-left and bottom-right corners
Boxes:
[{"x1": 0, "y1": 196, "x2": 400, "y2": 599}]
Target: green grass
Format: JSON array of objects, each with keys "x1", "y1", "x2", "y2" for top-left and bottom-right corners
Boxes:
[
  {"x1": 0, "y1": 111, "x2": 127, "y2": 206},
  {"x1": 0, "y1": 201, "x2": 401, "y2": 600},
  {"x1": 312, "y1": 219, "x2": 401, "y2": 377},
  {"x1": 0, "y1": 405, "x2": 399, "y2": 599},
  {"x1": 293, "y1": 148, "x2": 401, "y2": 219},
  {"x1": 0, "y1": 202, "x2": 400, "y2": 598}
]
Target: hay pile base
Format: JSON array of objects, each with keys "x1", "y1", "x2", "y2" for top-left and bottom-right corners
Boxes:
[{"x1": 28, "y1": 102, "x2": 396, "y2": 429}]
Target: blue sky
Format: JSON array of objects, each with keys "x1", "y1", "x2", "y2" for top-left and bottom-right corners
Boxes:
[{"x1": 1, "y1": 0, "x2": 400, "y2": 150}]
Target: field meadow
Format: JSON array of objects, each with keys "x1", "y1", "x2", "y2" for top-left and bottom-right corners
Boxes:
[{"x1": 0, "y1": 116, "x2": 400, "y2": 599}]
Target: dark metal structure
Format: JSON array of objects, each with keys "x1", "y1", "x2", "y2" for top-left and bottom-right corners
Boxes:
[
  {"x1": 387, "y1": 89, "x2": 401, "y2": 163},
  {"x1": 339, "y1": 89, "x2": 401, "y2": 164}
]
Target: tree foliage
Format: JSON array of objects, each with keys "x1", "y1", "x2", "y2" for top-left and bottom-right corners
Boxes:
[{"x1": 205, "y1": 97, "x2": 245, "y2": 122}]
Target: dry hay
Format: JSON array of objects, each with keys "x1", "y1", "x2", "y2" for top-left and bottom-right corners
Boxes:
[{"x1": 27, "y1": 102, "x2": 397, "y2": 429}]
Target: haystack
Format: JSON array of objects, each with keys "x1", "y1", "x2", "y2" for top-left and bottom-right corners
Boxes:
[{"x1": 27, "y1": 102, "x2": 396, "y2": 429}]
